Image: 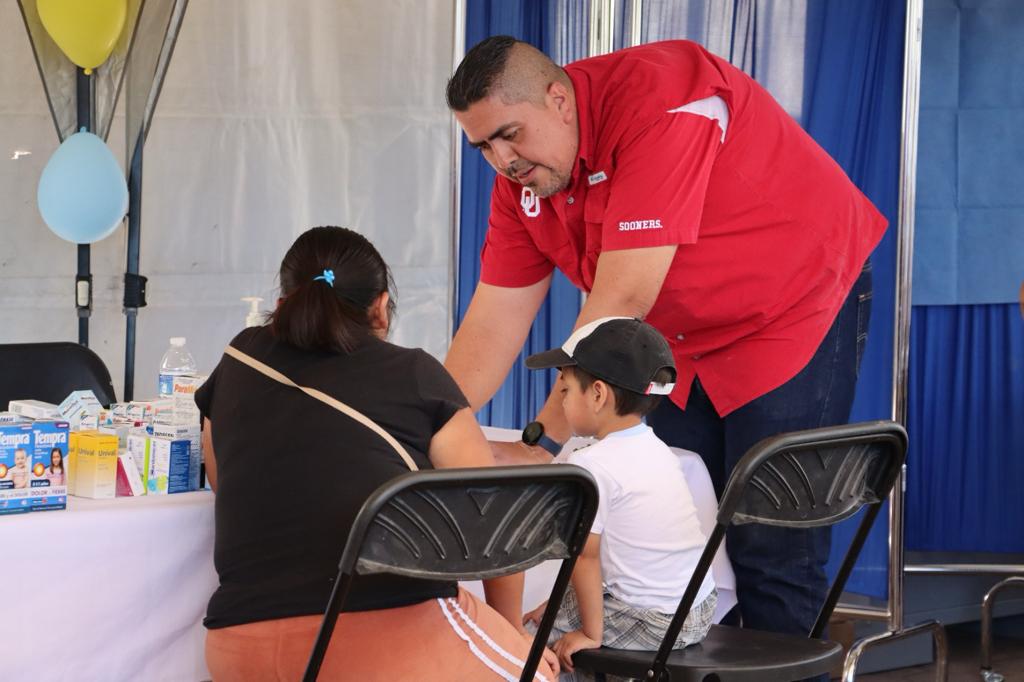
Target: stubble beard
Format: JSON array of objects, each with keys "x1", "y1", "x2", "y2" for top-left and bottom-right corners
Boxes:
[{"x1": 528, "y1": 166, "x2": 571, "y2": 198}]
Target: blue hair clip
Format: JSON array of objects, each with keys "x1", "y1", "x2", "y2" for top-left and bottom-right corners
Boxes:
[{"x1": 313, "y1": 269, "x2": 335, "y2": 287}]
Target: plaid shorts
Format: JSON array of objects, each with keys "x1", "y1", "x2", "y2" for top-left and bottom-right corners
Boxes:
[{"x1": 546, "y1": 586, "x2": 717, "y2": 682}]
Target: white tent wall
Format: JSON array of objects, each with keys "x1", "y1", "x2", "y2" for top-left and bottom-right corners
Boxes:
[{"x1": 0, "y1": 0, "x2": 457, "y2": 400}]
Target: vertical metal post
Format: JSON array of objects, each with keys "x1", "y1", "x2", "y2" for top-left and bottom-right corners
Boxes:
[
  {"x1": 887, "y1": 0, "x2": 924, "y2": 635},
  {"x1": 588, "y1": 0, "x2": 616, "y2": 58},
  {"x1": 123, "y1": 136, "x2": 145, "y2": 401},
  {"x1": 843, "y1": 3, "x2": 946, "y2": 679},
  {"x1": 448, "y1": 0, "x2": 466, "y2": 344},
  {"x1": 627, "y1": 0, "x2": 644, "y2": 48},
  {"x1": 75, "y1": 68, "x2": 94, "y2": 347}
]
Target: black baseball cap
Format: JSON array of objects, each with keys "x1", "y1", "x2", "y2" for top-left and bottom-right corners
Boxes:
[{"x1": 525, "y1": 317, "x2": 677, "y2": 395}]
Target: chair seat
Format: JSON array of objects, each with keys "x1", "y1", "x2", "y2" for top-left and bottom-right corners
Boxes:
[{"x1": 572, "y1": 624, "x2": 844, "y2": 682}]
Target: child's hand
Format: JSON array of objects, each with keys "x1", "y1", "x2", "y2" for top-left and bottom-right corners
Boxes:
[
  {"x1": 518, "y1": 631, "x2": 561, "y2": 677},
  {"x1": 522, "y1": 600, "x2": 548, "y2": 628},
  {"x1": 552, "y1": 630, "x2": 601, "y2": 672}
]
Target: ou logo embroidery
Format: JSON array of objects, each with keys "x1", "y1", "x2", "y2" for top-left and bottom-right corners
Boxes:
[{"x1": 520, "y1": 187, "x2": 541, "y2": 218}]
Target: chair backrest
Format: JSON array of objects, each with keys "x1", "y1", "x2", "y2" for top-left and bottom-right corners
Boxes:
[
  {"x1": 342, "y1": 464, "x2": 598, "y2": 580},
  {"x1": 717, "y1": 420, "x2": 907, "y2": 529},
  {"x1": 0, "y1": 342, "x2": 117, "y2": 407},
  {"x1": 644, "y1": 421, "x2": 907, "y2": 680},
  {"x1": 303, "y1": 464, "x2": 598, "y2": 682}
]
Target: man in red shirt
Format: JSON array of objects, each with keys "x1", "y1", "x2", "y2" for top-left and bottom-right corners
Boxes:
[{"x1": 444, "y1": 36, "x2": 885, "y2": 645}]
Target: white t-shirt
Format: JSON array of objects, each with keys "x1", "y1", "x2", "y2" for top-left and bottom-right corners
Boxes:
[{"x1": 569, "y1": 423, "x2": 715, "y2": 613}]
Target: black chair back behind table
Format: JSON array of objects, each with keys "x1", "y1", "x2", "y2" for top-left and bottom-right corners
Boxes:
[{"x1": 0, "y1": 342, "x2": 116, "y2": 407}]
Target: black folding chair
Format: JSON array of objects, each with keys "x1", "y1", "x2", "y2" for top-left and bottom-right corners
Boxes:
[
  {"x1": 572, "y1": 420, "x2": 908, "y2": 682},
  {"x1": 302, "y1": 464, "x2": 599, "y2": 682},
  {"x1": 0, "y1": 342, "x2": 116, "y2": 407}
]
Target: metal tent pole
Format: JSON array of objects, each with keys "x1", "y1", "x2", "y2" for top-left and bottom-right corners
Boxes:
[
  {"x1": 123, "y1": 135, "x2": 145, "y2": 401},
  {"x1": 448, "y1": 0, "x2": 466, "y2": 346},
  {"x1": 75, "y1": 68, "x2": 94, "y2": 347},
  {"x1": 839, "y1": 1, "x2": 948, "y2": 678}
]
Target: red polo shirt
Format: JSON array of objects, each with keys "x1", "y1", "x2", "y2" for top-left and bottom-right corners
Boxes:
[{"x1": 479, "y1": 40, "x2": 887, "y2": 416}]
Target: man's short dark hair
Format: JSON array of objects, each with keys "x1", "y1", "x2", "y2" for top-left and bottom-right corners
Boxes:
[
  {"x1": 564, "y1": 366, "x2": 674, "y2": 418},
  {"x1": 446, "y1": 35, "x2": 518, "y2": 111}
]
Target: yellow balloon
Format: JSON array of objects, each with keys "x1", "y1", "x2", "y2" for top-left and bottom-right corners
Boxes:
[{"x1": 38, "y1": 0, "x2": 127, "y2": 74}]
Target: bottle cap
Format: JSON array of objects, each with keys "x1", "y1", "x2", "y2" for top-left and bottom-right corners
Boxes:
[{"x1": 170, "y1": 337, "x2": 186, "y2": 346}]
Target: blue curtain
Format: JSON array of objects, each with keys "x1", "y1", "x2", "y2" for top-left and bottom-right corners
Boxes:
[
  {"x1": 456, "y1": 0, "x2": 581, "y2": 429},
  {"x1": 901, "y1": 1, "x2": 1024, "y2": 555},
  {"x1": 802, "y1": 0, "x2": 906, "y2": 599},
  {"x1": 906, "y1": 306, "x2": 1024, "y2": 552}
]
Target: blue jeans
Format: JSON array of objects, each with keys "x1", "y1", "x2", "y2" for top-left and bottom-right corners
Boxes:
[{"x1": 648, "y1": 263, "x2": 872, "y2": 645}]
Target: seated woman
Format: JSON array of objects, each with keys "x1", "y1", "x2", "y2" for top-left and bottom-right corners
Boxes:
[{"x1": 197, "y1": 226, "x2": 556, "y2": 682}]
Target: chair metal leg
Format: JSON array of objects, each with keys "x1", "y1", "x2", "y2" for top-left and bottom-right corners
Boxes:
[
  {"x1": 980, "y1": 575, "x2": 1024, "y2": 682},
  {"x1": 842, "y1": 620, "x2": 947, "y2": 682}
]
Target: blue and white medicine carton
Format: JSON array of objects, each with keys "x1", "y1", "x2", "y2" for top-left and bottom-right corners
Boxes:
[
  {"x1": 151, "y1": 423, "x2": 201, "y2": 491},
  {"x1": 148, "y1": 437, "x2": 192, "y2": 494},
  {"x1": 0, "y1": 423, "x2": 34, "y2": 515},
  {"x1": 29, "y1": 421, "x2": 69, "y2": 511},
  {"x1": 58, "y1": 391, "x2": 103, "y2": 431}
]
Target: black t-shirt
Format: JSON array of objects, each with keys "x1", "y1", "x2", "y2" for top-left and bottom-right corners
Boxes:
[{"x1": 195, "y1": 327, "x2": 468, "y2": 629}]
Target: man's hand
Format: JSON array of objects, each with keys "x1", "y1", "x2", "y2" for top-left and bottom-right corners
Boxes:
[
  {"x1": 489, "y1": 440, "x2": 553, "y2": 466},
  {"x1": 551, "y1": 630, "x2": 601, "y2": 672}
]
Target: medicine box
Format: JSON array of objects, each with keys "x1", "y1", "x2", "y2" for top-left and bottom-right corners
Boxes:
[
  {"x1": 74, "y1": 432, "x2": 119, "y2": 499},
  {"x1": 126, "y1": 432, "x2": 151, "y2": 492},
  {"x1": 116, "y1": 450, "x2": 146, "y2": 497},
  {"x1": 8, "y1": 399, "x2": 60, "y2": 420},
  {"x1": 151, "y1": 423, "x2": 200, "y2": 491},
  {"x1": 0, "y1": 412, "x2": 28, "y2": 424},
  {"x1": 148, "y1": 437, "x2": 192, "y2": 494},
  {"x1": 59, "y1": 391, "x2": 104, "y2": 431},
  {"x1": 29, "y1": 421, "x2": 69, "y2": 511},
  {"x1": 0, "y1": 423, "x2": 33, "y2": 515},
  {"x1": 170, "y1": 375, "x2": 206, "y2": 425}
]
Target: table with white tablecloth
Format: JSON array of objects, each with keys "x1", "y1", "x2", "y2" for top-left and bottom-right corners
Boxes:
[{"x1": 2, "y1": 492, "x2": 217, "y2": 682}]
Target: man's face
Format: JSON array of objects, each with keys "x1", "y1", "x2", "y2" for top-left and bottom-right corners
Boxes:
[{"x1": 454, "y1": 86, "x2": 578, "y2": 198}]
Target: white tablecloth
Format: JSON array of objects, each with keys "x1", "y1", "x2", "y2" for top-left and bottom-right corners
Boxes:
[
  {"x1": 1, "y1": 492, "x2": 217, "y2": 682},
  {"x1": 468, "y1": 427, "x2": 738, "y2": 623}
]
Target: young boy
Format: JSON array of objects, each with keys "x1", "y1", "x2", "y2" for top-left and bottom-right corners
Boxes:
[{"x1": 524, "y1": 317, "x2": 717, "y2": 679}]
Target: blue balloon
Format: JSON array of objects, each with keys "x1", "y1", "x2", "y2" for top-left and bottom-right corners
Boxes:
[{"x1": 37, "y1": 130, "x2": 128, "y2": 244}]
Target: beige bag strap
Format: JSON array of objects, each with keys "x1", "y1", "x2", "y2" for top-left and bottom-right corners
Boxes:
[{"x1": 223, "y1": 345, "x2": 418, "y2": 471}]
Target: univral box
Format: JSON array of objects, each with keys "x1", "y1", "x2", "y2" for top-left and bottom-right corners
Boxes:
[
  {"x1": 8, "y1": 399, "x2": 60, "y2": 420},
  {"x1": 0, "y1": 423, "x2": 33, "y2": 515},
  {"x1": 74, "y1": 432, "x2": 119, "y2": 499},
  {"x1": 29, "y1": 421, "x2": 69, "y2": 511},
  {"x1": 148, "y1": 437, "x2": 191, "y2": 494}
]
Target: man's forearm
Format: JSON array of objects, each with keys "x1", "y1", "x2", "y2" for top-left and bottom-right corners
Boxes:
[{"x1": 445, "y1": 279, "x2": 551, "y2": 410}]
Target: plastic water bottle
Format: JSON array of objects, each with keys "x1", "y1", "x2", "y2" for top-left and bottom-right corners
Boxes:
[{"x1": 158, "y1": 337, "x2": 198, "y2": 397}]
